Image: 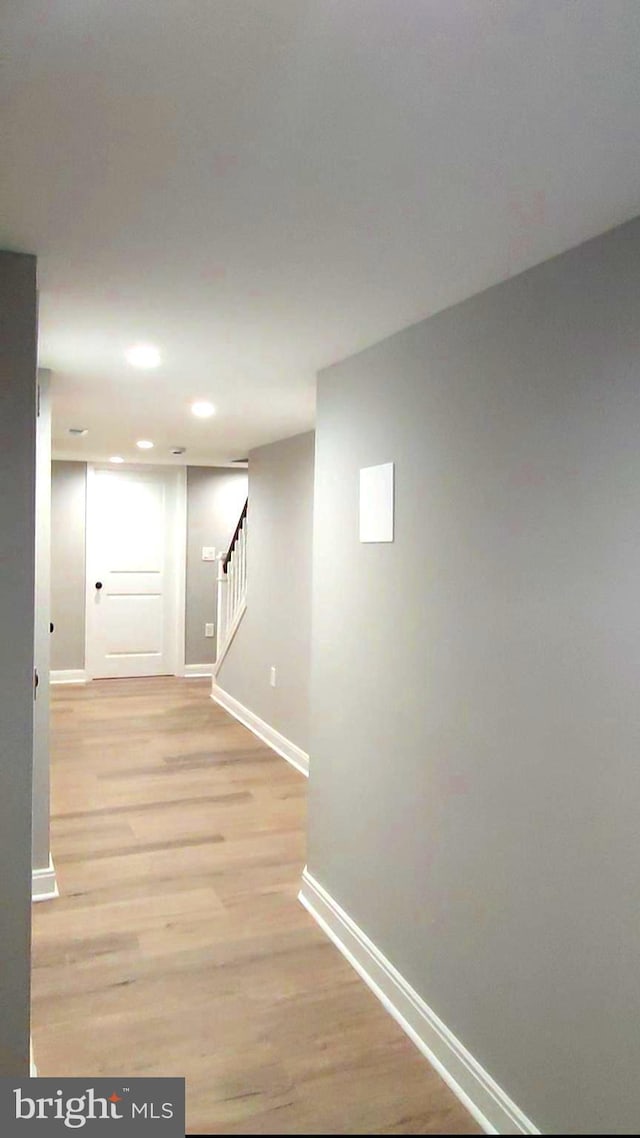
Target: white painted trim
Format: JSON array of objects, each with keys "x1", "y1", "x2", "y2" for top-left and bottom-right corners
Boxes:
[
  {"x1": 181, "y1": 662, "x2": 214, "y2": 677},
  {"x1": 32, "y1": 855, "x2": 59, "y2": 903},
  {"x1": 213, "y1": 596, "x2": 246, "y2": 675},
  {"x1": 30, "y1": 1038, "x2": 37, "y2": 1077},
  {"x1": 84, "y1": 462, "x2": 97, "y2": 679},
  {"x1": 173, "y1": 466, "x2": 187, "y2": 678},
  {"x1": 50, "y1": 669, "x2": 88, "y2": 685},
  {"x1": 298, "y1": 869, "x2": 539, "y2": 1137},
  {"x1": 211, "y1": 681, "x2": 309, "y2": 777}
]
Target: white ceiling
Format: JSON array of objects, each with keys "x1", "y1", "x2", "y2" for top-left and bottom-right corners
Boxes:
[{"x1": 2, "y1": 1, "x2": 640, "y2": 465}]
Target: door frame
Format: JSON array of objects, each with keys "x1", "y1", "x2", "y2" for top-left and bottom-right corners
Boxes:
[
  {"x1": 33, "y1": 369, "x2": 58, "y2": 900},
  {"x1": 84, "y1": 463, "x2": 187, "y2": 680}
]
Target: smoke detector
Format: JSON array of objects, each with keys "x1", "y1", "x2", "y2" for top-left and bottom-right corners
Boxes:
[
  {"x1": 68, "y1": 427, "x2": 88, "y2": 436},
  {"x1": 170, "y1": 446, "x2": 186, "y2": 456}
]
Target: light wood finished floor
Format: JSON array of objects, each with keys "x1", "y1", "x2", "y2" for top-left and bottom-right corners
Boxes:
[{"x1": 32, "y1": 677, "x2": 479, "y2": 1135}]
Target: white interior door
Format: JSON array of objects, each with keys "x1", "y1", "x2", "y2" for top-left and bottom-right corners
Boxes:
[{"x1": 86, "y1": 467, "x2": 185, "y2": 679}]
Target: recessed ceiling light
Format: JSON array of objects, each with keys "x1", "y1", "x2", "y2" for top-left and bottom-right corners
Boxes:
[
  {"x1": 109, "y1": 456, "x2": 125, "y2": 464},
  {"x1": 136, "y1": 440, "x2": 154, "y2": 450},
  {"x1": 125, "y1": 343, "x2": 162, "y2": 369},
  {"x1": 191, "y1": 401, "x2": 215, "y2": 418}
]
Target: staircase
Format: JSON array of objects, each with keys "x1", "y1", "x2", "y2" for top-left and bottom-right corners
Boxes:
[{"x1": 215, "y1": 498, "x2": 248, "y2": 671}]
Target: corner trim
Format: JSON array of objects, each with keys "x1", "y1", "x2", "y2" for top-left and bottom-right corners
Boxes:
[
  {"x1": 172, "y1": 465, "x2": 188, "y2": 680},
  {"x1": 298, "y1": 868, "x2": 539, "y2": 1136},
  {"x1": 50, "y1": 669, "x2": 87, "y2": 685},
  {"x1": 181, "y1": 662, "x2": 214, "y2": 677},
  {"x1": 211, "y1": 681, "x2": 309, "y2": 777},
  {"x1": 30, "y1": 1039, "x2": 37, "y2": 1077},
  {"x1": 32, "y1": 855, "x2": 59, "y2": 903}
]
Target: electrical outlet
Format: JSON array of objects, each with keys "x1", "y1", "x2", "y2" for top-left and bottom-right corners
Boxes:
[
  {"x1": 205, "y1": 623, "x2": 214, "y2": 638},
  {"x1": 269, "y1": 666, "x2": 277, "y2": 688},
  {"x1": 202, "y1": 546, "x2": 216, "y2": 562}
]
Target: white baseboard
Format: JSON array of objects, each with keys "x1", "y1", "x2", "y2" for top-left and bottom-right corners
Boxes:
[
  {"x1": 50, "y1": 669, "x2": 88, "y2": 685},
  {"x1": 181, "y1": 662, "x2": 214, "y2": 677},
  {"x1": 32, "y1": 855, "x2": 59, "y2": 903},
  {"x1": 298, "y1": 868, "x2": 539, "y2": 1136},
  {"x1": 211, "y1": 681, "x2": 309, "y2": 777}
]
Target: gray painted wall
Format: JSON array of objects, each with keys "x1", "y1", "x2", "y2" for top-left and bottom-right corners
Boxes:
[
  {"x1": 217, "y1": 432, "x2": 314, "y2": 752},
  {"x1": 51, "y1": 461, "x2": 86, "y2": 672},
  {"x1": 0, "y1": 250, "x2": 37, "y2": 1076},
  {"x1": 185, "y1": 466, "x2": 248, "y2": 665},
  {"x1": 308, "y1": 217, "x2": 640, "y2": 1135},
  {"x1": 33, "y1": 371, "x2": 51, "y2": 873}
]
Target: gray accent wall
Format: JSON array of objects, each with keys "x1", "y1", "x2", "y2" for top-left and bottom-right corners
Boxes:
[
  {"x1": 0, "y1": 250, "x2": 37, "y2": 1076},
  {"x1": 308, "y1": 216, "x2": 640, "y2": 1135},
  {"x1": 185, "y1": 466, "x2": 248, "y2": 665},
  {"x1": 216, "y1": 432, "x2": 314, "y2": 753},
  {"x1": 51, "y1": 461, "x2": 87, "y2": 672}
]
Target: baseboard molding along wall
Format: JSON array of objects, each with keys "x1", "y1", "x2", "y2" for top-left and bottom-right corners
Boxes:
[
  {"x1": 32, "y1": 855, "x2": 59, "y2": 903},
  {"x1": 211, "y1": 681, "x2": 309, "y2": 777},
  {"x1": 182, "y1": 662, "x2": 214, "y2": 677},
  {"x1": 298, "y1": 868, "x2": 539, "y2": 1137},
  {"x1": 50, "y1": 669, "x2": 87, "y2": 685},
  {"x1": 53, "y1": 665, "x2": 215, "y2": 681}
]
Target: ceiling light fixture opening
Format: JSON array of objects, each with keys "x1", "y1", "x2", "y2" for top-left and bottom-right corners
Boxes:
[
  {"x1": 109, "y1": 456, "x2": 125, "y2": 464},
  {"x1": 191, "y1": 400, "x2": 215, "y2": 418},
  {"x1": 125, "y1": 343, "x2": 162, "y2": 369},
  {"x1": 136, "y1": 440, "x2": 154, "y2": 450}
]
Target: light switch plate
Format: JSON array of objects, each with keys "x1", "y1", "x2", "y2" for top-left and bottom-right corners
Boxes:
[
  {"x1": 205, "y1": 623, "x2": 214, "y2": 638},
  {"x1": 202, "y1": 547, "x2": 216, "y2": 562}
]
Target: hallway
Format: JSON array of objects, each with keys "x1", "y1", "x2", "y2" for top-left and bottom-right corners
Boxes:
[{"x1": 31, "y1": 677, "x2": 478, "y2": 1134}]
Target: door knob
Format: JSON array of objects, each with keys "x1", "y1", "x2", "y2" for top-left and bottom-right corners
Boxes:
[{"x1": 95, "y1": 581, "x2": 103, "y2": 590}]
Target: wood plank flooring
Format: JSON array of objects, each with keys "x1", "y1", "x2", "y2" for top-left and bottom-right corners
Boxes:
[{"x1": 32, "y1": 677, "x2": 479, "y2": 1135}]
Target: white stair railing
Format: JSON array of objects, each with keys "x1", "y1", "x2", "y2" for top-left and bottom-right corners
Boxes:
[{"x1": 216, "y1": 499, "x2": 248, "y2": 667}]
